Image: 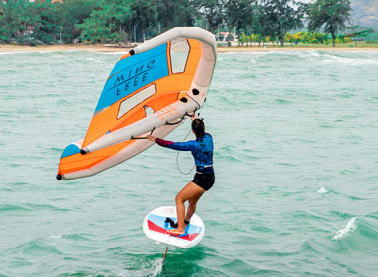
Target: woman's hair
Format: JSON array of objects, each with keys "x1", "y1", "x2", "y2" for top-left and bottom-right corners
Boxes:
[{"x1": 191, "y1": 118, "x2": 205, "y2": 140}]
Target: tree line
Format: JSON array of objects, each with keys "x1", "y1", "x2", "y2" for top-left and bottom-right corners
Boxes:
[
  {"x1": 0, "y1": 0, "x2": 352, "y2": 47},
  {"x1": 238, "y1": 31, "x2": 355, "y2": 47}
]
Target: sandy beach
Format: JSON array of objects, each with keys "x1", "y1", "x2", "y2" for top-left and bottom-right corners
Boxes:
[{"x1": 1, "y1": 44, "x2": 377, "y2": 53}]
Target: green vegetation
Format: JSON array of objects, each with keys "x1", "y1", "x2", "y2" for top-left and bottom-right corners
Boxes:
[
  {"x1": 307, "y1": 0, "x2": 352, "y2": 46},
  {"x1": 0, "y1": 0, "x2": 376, "y2": 46},
  {"x1": 238, "y1": 31, "x2": 356, "y2": 46},
  {"x1": 261, "y1": 0, "x2": 305, "y2": 46}
]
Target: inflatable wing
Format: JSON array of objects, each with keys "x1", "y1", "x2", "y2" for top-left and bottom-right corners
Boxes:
[{"x1": 57, "y1": 27, "x2": 216, "y2": 180}]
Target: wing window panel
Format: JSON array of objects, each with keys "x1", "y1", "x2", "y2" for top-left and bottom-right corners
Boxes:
[
  {"x1": 170, "y1": 39, "x2": 190, "y2": 73},
  {"x1": 117, "y1": 84, "x2": 156, "y2": 119}
]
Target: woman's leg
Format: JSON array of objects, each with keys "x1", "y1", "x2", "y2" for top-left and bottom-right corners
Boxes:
[
  {"x1": 185, "y1": 192, "x2": 203, "y2": 223},
  {"x1": 171, "y1": 181, "x2": 205, "y2": 234}
]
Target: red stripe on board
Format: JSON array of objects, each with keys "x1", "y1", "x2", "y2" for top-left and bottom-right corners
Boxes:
[{"x1": 147, "y1": 220, "x2": 199, "y2": 241}]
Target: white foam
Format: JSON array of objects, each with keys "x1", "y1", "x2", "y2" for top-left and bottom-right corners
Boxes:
[
  {"x1": 47, "y1": 234, "x2": 62, "y2": 239},
  {"x1": 253, "y1": 50, "x2": 378, "y2": 66},
  {"x1": 317, "y1": 186, "x2": 328, "y2": 193},
  {"x1": 151, "y1": 258, "x2": 164, "y2": 277},
  {"x1": 320, "y1": 54, "x2": 378, "y2": 65},
  {"x1": 0, "y1": 51, "x2": 30, "y2": 55},
  {"x1": 332, "y1": 217, "x2": 357, "y2": 240},
  {"x1": 0, "y1": 50, "x2": 78, "y2": 55},
  {"x1": 101, "y1": 51, "x2": 127, "y2": 55},
  {"x1": 294, "y1": 51, "x2": 378, "y2": 65},
  {"x1": 84, "y1": 57, "x2": 103, "y2": 63}
]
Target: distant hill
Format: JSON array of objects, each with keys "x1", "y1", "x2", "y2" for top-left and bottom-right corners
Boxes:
[{"x1": 351, "y1": 0, "x2": 378, "y2": 30}]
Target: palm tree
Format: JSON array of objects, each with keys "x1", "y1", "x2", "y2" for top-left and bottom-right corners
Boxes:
[{"x1": 307, "y1": 0, "x2": 351, "y2": 47}]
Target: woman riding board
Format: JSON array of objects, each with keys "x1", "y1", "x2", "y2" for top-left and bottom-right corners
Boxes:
[{"x1": 147, "y1": 117, "x2": 214, "y2": 235}]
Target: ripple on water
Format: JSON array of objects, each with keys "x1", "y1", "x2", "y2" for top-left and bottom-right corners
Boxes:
[
  {"x1": 0, "y1": 204, "x2": 30, "y2": 212},
  {"x1": 6, "y1": 239, "x2": 63, "y2": 256}
]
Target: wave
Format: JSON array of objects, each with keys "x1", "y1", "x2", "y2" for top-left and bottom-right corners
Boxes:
[
  {"x1": 83, "y1": 57, "x2": 103, "y2": 63},
  {"x1": 333, "y1": 217, "x2": 357, "y2": 240},
  {"x1": 6, "y1": 239, "x2": 63, "y2": 256},
  {"x1": 317, "y1": 186, "x2": 329, "y2": 194},
  {"x1": 0, "y1": 51, "x2": 32, "y2": 55},
  {"x1": 0, "y1": 203, "x2": 70, "y2": 213},
  {"x1": 101, "y1": 51, "x2": 126, "y2": 55},
  {"x1": 236, "y1": 50, "x2": 378, "y2": 66},
  {"x1": 0, "y1": 50, "x2": 76, "y2": 56},
  {"x1": 47, "y1": 235, "x2": 62, "y2": 239},
  {"x1": 0, "y1": 204, "x2": 30, "y2": 212},
  {"x1": 318, "y1": 54, "x2": 378, "y2": 65}
]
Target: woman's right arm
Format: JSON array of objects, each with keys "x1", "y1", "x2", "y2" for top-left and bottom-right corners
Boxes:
[
  {"x1": 155, "y1": 138, "x2": 196, "y2": 151},
  {"x1": 147, "y1": 135, "x2": 196, "y2": 151}
]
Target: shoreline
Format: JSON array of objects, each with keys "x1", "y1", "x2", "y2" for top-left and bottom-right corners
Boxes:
[
  {"x1": 1, "y1": 44, "x2": 378, "y2": 53},
  {"x1": 217, "y1": 46, "x2": 378, "y2": 52}
]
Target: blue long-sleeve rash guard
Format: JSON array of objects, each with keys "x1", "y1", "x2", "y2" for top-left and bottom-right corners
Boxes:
[{"x1": 155, "y1": 133, "x2": 214, "y2": 173}]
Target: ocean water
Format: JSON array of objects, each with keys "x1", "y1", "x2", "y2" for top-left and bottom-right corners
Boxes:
[{"x1": 1, "y1": 49, "x2": 378, "y2": 276}]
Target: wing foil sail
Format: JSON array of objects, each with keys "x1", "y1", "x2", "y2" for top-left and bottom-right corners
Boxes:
[{"x1": 57, "y1": 27, "x2": 216, "y2": 180}]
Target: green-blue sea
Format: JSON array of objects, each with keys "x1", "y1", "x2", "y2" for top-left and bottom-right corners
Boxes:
[{"x1": 1, "y1": 49, "x2": 378, "y2": 276}]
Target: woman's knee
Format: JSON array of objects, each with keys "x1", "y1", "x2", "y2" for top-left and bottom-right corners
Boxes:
[{"x1": 175, "y1": 194, "x2": 184, "y2": 203}]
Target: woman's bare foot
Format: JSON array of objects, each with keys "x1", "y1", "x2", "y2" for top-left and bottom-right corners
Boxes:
[{"x1": 168, "y1": 228, "x2": 185, "y2": 235}]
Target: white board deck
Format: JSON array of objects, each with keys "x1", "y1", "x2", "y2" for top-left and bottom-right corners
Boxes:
[{"x1": 143, "y1": 206, "x2": 205, "y2": 248}]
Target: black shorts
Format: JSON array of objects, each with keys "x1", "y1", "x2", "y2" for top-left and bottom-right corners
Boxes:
[{"x1": 193, "y1": 172, "x2": 215, "y2": 191}]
